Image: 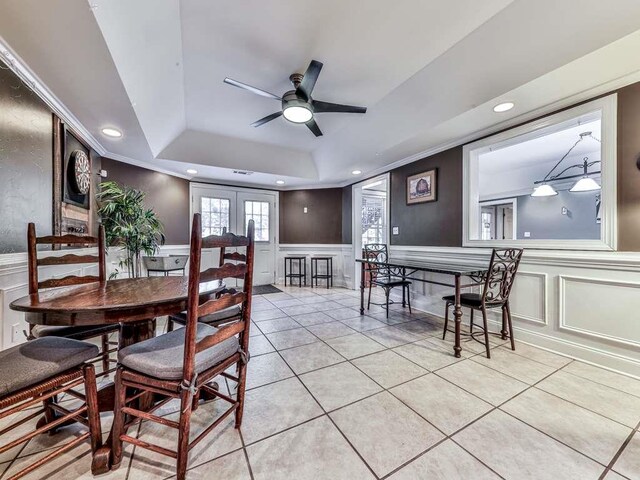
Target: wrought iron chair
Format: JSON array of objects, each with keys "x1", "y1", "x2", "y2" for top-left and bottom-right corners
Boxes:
[
  {"x1": 27, "y1": 223, "x2": 120, "y2": 374},
  {"x1": 363, "y1": 243, "x2": 412, "y2": 318},
  {"x1": 166, "y1": 227, "x2": 243, "y2": 332},
  {"x1": 0, "y1": 337, "x2": 102, "y2": 479},
  {"x1": 111, "y1": 215, "x2": 254, "y2": 480},
  {"x1": 442, "y1": 248, "x2": 523, "y2": 358}
]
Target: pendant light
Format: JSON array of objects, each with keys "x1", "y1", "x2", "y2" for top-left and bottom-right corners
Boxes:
[
  {"x1": 570, "y1": 176, "x2": 601, "y2": 192},
  {"x1": 531, "y1": 184, "x2": 558, "y2": 197},
  {"x1": 531, "y1": 132, "x2": 601, "y2": 197}
]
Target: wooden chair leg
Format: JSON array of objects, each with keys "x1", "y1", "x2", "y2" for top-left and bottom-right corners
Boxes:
[
  {"x1": 83, "y1": 363, "x2": 103, "y2": 454},
  {"x1": 101, "y1": 334, "x2": 110, "y2": 374},
  {"x1": 469, "y1": 309, "x2": 474, "y2": 333},
  {"x1": 506, "y1": 302, "x2": 515, "y2": 350},
  {"x1": 443, "y1": 302, "x2": 451, "y2": 339},
  {"x1": 481, "y1": 308, "x2": 491, "y2": 359},
  {"x1": 110, "y1": 368, "x2": 127, "y2": 468},
  {"x1": 235, "y1": 360, "x2": 248, "y2": 428},
  {"x1": 42, "y1": 396, "x2": 58, "y2": 435},
  {"x1": 176, "y1": 390, "x2": 193, "y2": 480}
]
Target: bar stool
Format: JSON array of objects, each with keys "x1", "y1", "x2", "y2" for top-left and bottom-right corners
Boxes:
[
  {"x1": 284, "y1": 256, "x2": 306, "y2": 287},
  {"x1": 311, "y1": 256, "x2": 333, "y2": 289}
]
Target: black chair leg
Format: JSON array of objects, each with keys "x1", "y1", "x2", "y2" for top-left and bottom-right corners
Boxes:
[
  {"x1": 481, "y1": 308, "x2": 491, "y2": 359},
  {"x1": 385, "y1": 288, "x2": 390, "y2": 318},
  {"x1": 406, "y1": 286, "x2": 412, "y2": 314},
  {"x1": 443, "y1": 302, "x2": 451, "y2": 339},
  {"x1": 506, "y1": 302, "x2": 515, "y2": 350},
  {"x1": 367, "y1": 282, "x2": 373, "y2": 310},
  {"x1": 469, "y1": 309, "x2": 474, "y2": 333}
]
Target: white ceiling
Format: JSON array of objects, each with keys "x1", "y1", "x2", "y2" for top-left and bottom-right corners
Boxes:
[{"x1": 1, "y1": 0, "x2": 640, "y2": 189}]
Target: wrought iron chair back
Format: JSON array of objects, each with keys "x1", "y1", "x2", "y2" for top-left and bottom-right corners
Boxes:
[
  {"x1": 480, "y1": 248, "x2": 524, "y2": 306},
  {"x1": 363, "y1": 243, "x2": 391, "y2": 279}
]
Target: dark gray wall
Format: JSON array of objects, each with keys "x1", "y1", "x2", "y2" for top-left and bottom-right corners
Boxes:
[
  {"x1": 389, "y1": 146, "x2": 463, "y2": 246},
  {"x1": 341, "y1": 186, "x2": 352, "y2": 244},
  {"x1": 101, "y1": 158, "x2": 190, "y2": 244},
  {"x1": 280, "y1": 189, "x2": 344, "y2": 244},
  {"x1": 0, "y1": 64, "x2": 53, "y2": 253},
  {"x1": 516, "y1": 190, "x2": 600, "y2": 240}
]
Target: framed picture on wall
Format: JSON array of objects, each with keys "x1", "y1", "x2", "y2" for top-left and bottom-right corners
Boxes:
[{"x1": 406, "y1": 169, "x2": 437, "y2": 204}]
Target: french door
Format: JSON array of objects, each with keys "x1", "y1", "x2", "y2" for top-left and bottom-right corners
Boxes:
[{"x1": 191, "y1": 184, "x2": 276, "y2": 286}]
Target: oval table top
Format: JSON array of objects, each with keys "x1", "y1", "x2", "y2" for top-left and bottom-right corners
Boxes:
[{"x1": 9, "y1": 277, "x2": 225, "y2": 326}]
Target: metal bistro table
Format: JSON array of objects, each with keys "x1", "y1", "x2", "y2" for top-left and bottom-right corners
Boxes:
[
  {"x1": 356, "y1": 257, "x2": 489, "y2": 358},
  {"x1": 10, "y1": 276, "x2": 225, "y2": 474}
]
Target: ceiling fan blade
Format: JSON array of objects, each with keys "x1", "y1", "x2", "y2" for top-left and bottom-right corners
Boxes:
[
  {"x1": 305, "y1": 118, "x2": 323, "y2": 137},
  {"x1": 251, "y1": 111, "x2": 283, "y2": 127},
  {"x1": 312, "y1": 100, "x2": 367, "y2": 114},
  {"x1": 298, "y1": 60, "x2": 323, "y2": 100},
  {"x1": 224, "y1": 78, "x2": 281, "y2": 101}
]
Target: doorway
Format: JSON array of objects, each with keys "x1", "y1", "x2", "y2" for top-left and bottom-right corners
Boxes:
[
  {"x1": 352, "y1": 174, "x2": 390, "y2": 290},
  {"x1": 190, "y1": 183, "x2": 278, "y2": 286},
  {"x1": 479, "y1": 198, "x2": 517, "y2": 240}
]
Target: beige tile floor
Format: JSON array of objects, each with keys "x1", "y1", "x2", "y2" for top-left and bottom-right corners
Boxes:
[{"x1": 2, "y1": 286, "x2": 640, "y2": 479}]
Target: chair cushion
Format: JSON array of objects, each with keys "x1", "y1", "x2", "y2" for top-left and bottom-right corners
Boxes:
[
  {"x1": 442, "y1": 293, "x2": 502, "y2": 308},
  {"x1": 372, "y1": 276, "x2": 411, "y2": 287},
  {"x1": 0, "y1": 337, "x2": 99, "y2": 398},
  {"x1": 32, "y1": 324, "x2": 119, "y2": 340},
  {"x1": 118, "y1": 323, "x2": 239, "y2": 380},
  {"x1": 169, "y1": 305, "x2": 242, "y2": 327}
]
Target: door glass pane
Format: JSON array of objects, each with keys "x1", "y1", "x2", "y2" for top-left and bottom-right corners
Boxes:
[
  {"x1": 201, "y1": 197, "x2": 230, "y2": 236},
  {"x1": 244, "y1": 200, "x2": 269, "y2": 241}
]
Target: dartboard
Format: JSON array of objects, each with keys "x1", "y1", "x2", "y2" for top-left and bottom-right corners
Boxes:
[{"x1": 68, "y1": 150, "x2": 91, "y2": 195}]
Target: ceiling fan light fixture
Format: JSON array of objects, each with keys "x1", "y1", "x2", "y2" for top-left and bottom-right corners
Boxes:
[
  {"x1": 531, "y1": 184, "x2": 558, "y2": 197},
  {"x1": 282, "y1": 105, "x2": 313, "y2": 123},
  {"x1": 570, "y1": 177, "x2": 601, "y2": 192}
]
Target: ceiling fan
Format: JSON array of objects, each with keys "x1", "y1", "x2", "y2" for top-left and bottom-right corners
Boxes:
[{"x1": 223, "y1": 60, "x2": 367, "y2": 137}]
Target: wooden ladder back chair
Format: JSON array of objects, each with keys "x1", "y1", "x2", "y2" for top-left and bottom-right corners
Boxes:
[
  {"x1": 27, "y1": 223, "x2": 119, "y2": 374},
  {"x1": 111, "y1": 214, "x2": 255, "y2": 480},
  {"x1": 0, "y1": 337, "x2": 103, "y2": 479},
  {"x1": 166, "y1": 226, "x2": 245, "y2": 332},
  {"x1": 363, "y1": 243, "x2": 412, "y2": 318},
  {"x1": 442, "y1": 248, "x2": 524, "y2": 358}
]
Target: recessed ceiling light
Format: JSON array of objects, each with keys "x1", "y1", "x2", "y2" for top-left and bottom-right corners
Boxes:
[
  {"x1": 493, "y1": 102, "x2": 514, "y2": 113},
  {"x1": 101, "y1": 127, "x2": 122, "y2": 138},
  {"x1": 276, "y1": 180, "x2": 285, "y2": 185},
  {"x1": 186, "y1": 169, "x2": 198, "y2": 175},
  {"x1": 351, "y1": 170, "x2": 362, "y2": 175}
]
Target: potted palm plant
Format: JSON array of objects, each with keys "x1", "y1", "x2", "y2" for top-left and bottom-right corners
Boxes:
[{"x1": 97, "y1": 181, "x2": 165, "y2": 278}]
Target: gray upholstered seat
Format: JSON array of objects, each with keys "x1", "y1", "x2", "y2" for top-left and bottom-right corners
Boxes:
[
  {"x1": 118, "y1": 323, "x2": 239, "y2": 380},
  {"x1": 0, "y1": 337, "x2": 99, "y2": 397},
  {"x1": 32, "y1": 324, "x2": 118, "y2": 340},
  {"x1": 169, "y1": 305, "x2": 242, "y2": 327}
]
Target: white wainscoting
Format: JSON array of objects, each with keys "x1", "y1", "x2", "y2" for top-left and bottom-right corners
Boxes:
[
  {"x1": 0, "y1": 249, "x2": 99, "y2": 350},
  {"x1": 386, "y1": 246, "x2": 640, "y2": 378},
  {"x1": 277, "y1": 244, "x2": 354, "y2": 289}
]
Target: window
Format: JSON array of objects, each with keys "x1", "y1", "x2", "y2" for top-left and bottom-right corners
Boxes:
[
  {"x1": 201, "y1": 197, "x2": 230, "y2": 236},
  {"x1": 463, "y1": 95, "x2": 617, "y2": 250},
  {"x1": 362, "y1": 195, "x2": 386, "y2": 245},
  {"x1": 244, "y1": 200, "x2": 270, "y2": 242}
]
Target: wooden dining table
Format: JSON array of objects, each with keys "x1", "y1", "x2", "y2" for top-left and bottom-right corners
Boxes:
[{"x1": 9, "y1": 276, "x2": 225, "y2": 474}]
